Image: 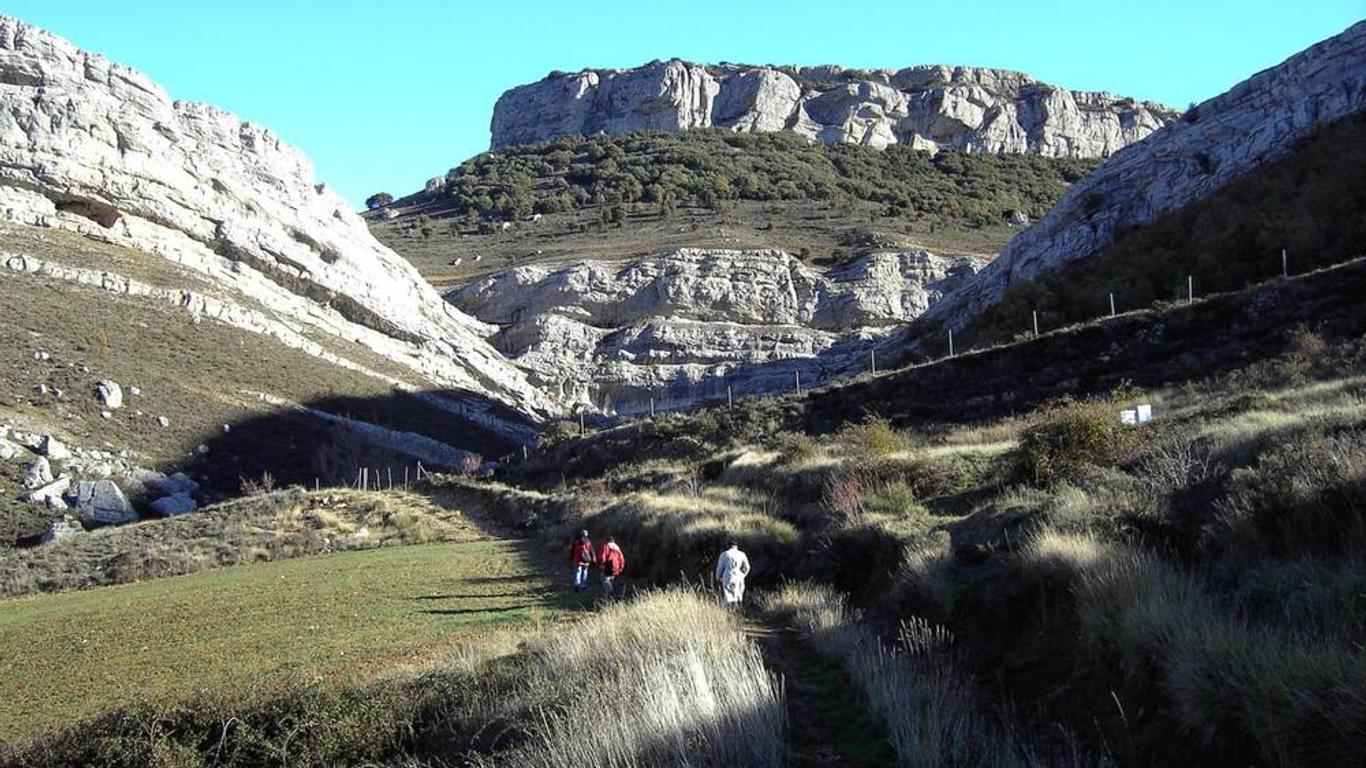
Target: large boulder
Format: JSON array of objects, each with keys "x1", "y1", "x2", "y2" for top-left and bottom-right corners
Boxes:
[
  {"x1": 150, "y1": 493, "x2": 197, "y2": 517},
  {"x1": 23, "y1": 457, "x2": 53, "y2": 489},
  {"x1": 95, "y1": 380, "x2": 123, "y2": 410},
  {"x1": 0, "y1": 438, "x2": 19, "y2": 461},
  {"x1": 38, "y1": 435, "x2": 70, "y2": 461},
  {"x1": 26, "y1": 475, "x2": 70, "y2": 507},
  {"x1": 67, "y1": 479, "x2": 137, "y2": 525}
]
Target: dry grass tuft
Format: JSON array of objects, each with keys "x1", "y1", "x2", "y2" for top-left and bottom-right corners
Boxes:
[{"x1": 485, "y1": 589, "x2": 785, "y2": 768}]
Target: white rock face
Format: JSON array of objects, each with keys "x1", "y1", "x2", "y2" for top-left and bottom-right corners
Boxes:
[
  {"x1": 927, "y1": 21, "x2": 1366, "y2": 328},
  {"x1": 491, "y1": 60, "x2": 1174, "y2": 157},
  {"x1": 0, "y1": 16, "x2": 556, "y2": 430},
  {"x1": 447, "y1": 248, "x2": 982, "y2": 410}
]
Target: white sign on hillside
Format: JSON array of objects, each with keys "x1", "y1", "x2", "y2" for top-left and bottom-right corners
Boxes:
[{"x1": 1121, "y1": 404, "x2": 1155, "y2": 426}]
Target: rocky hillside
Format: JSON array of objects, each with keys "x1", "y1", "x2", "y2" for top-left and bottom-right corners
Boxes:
[
  {"x1": 446, "y1": 248, "x2": 983, "y2": 411},
  {"x1": 492, "y1": 60, "x2": 1176, "y2": 156},
  {"x1": 0, "y1": 16, "x2": 560, "y2": 546},
  {"x1": 0, "y1": 16, "x2": 554, "y2": 429},
  {"x1": 926, "y1": 19, "x2": 1366, "y2": 330}
]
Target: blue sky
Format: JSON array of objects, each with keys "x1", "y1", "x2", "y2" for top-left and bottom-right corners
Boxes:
[{"x1": 8, "y1": 1, "x2": 1362, "y2": 207}]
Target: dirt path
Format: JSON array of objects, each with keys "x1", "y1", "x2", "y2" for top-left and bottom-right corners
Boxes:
[{"x1": 746, "y1": 616, "x2": 896, "y2": 768}]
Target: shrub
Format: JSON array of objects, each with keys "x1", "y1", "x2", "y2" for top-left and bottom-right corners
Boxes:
[
  {"x1": 364, "y1": 192, "x2": 394, "y2": 210},
  {"x1": 771, "y1": 431, "x2": 817, "y2": 465},
  {"x1": 1016, "y1": 397, "x2": 1142, "y2": 485},
  {"x1": 840, "y1": 416, "x2": 910, "y2": 460}
]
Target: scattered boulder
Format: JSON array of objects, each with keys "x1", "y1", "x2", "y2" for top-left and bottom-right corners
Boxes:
[
  {"x1": 39, "y1": 435, "x2": 71, "y2": 461},
  {"x1": 129, "y1": 386, "x2": 142, "y2": 397},
  {"x1": 23, "y1": 457, "x2": 53, "y2": 489},
  {"x1": 67, "y1": 480, "x2": 137, "y2": 525},
  {"x1": 1006, "y1": 210, "x2": 1031, "y2": 227},
  {"x1": 95, "y1": 380, "x2": 124, "y2": 410},
  {"x1": 157, "y1": 472, "x2": 200, "y2": 496},
  {"x1": 40, "y1": 515, "x2": 84, "y2": 544},
  {"x1": 27, "y1": 475, "x2": 70, "y2": 506},
  {"x1": 0, "y1": 439, "x2": 19, "y2": 461},
  {"x1": 156, "y1": 416, "x2": 170, "y2": 428},
  {"x1": 150, "y1": 493, "x2": 197, "y2": 517}
]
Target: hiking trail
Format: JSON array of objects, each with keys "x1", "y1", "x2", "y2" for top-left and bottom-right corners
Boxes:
[{"x1": 745, "y1": 615, "x2": 896, "y2": 768}]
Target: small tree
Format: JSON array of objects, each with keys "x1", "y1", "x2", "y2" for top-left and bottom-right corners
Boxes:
[{"x1": 365, "y1": 192, "x2": 394, "y2": 210}]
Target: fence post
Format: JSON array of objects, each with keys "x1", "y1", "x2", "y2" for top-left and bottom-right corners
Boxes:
[
  {"x1": 1282, "y1": 249, "x2": 1288, "y2": 278},
  {"x1": 579, "y1": 411, "x2": 586, "y2": 437},
  {"x1": 1109, "y1": 293, "x2": 1116, "y2": 318},
  {"x1": 1032, "y1": 310, "x2": 1039, "y2": 338},
  {"x1": 795, "y1": 371, "x2": 802, "y2": 396},
  {"x1": 1188, "y1": 275, "x2": 1194, "y2": 303},
  {"x1": 404, "y1": 466, "x2": 410, "y2": 489},
  {"x1": 388, "y1": 467, "x2": 393, "y2": 491},
  {"x1": 870, "y1": 349, "x2": 877, "y2": 375},
  {"x1": 948, "y1": 329, "x2": 955, "y2": 358},
  {"x1": 650, "y1": 396, "x2": 656, "y2": 418}
]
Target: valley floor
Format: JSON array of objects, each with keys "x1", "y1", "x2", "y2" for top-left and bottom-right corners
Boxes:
[{"x1": 0, "y1": 538, "x2": 562, "y2": 745}]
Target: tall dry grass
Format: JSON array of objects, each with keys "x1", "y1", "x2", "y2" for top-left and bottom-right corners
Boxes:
[
  {"x1": 482, "y1": 589, "x2": 785, "y2": 768},
  {"x1": 762, "y1": 583, "x2": 1050, "y2": 767}
]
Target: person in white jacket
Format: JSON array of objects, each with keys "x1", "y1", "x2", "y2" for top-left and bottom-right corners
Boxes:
[{"x1": 714, "y1": 542, "x2": 751, "y2": 608}]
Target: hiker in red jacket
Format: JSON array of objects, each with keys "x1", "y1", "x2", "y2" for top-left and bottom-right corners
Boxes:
[
  {"x1": 570, "y1": 530, "x2": 595, "y2": 592},
  {"x1": 597, "y1": 536, "x2": 626, "y2": 597}
]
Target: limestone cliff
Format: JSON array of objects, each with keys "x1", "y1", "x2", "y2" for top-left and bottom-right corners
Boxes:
[
  {"x1": 446, "y1": 248, "x2": 983, "y2": 411},
  {"x1": 0, "y1": 16, "x2": 555, "y2": 430},
  {"x1": 926, "y1": 20, "x2": 1366, "y2": 329},
  {"x1": 491, "y1": 60, "x2": 1175, "y2": 157}
]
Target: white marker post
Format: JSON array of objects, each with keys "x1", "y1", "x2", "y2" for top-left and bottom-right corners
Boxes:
[
  {"x1": 579, "y1": 411, "x2": 586, "y2": 437},
  {"x1": 1282, "y1": 249, "x2": 1288, "y2": 278},
  {"x1": 1188, "y1": 275, "x2": 1194, "y2": 303},
  {"x1": 727, "y1": 384, "x2": 733, "y2": 408},
  {"x1": 870, "y1": 349, "x2": 877, "y2": 375},
  {"x1": 650, "y1": 396, "x2": 656, "y2": 418},
  {"x1": 948, "y1": 329, "x2": 955, "y2": 358},
  {"x1": 795, "y1": 371, "x2": 802, "y2": 396},
  {"x1": 1032, "y1": 310, "x2": 1039, "y2": 338},
  {"x1": 1109, "y1": 293, "x2": 1116, "y2": 318}
]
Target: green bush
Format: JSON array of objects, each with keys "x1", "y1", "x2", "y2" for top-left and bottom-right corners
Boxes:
[
  {"x1": 839, "y1": 416, "x2": 910, "y2": 460},
  {"x1": 1016, "y1": 397, "x2": 1142, "y2": 485}
]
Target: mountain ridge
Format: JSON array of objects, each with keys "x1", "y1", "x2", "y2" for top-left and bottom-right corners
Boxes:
[{"x1": 491, "y1": 58, "x2": 1176, "y2": 156}]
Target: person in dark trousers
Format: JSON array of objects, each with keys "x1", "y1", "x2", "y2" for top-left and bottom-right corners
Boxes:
[
  {"x1": 597, "y1": 535, "x2": 626, "y2": 597},
  {"x1": 570, "y1": 530, "x2": 595, "y2": 592}
]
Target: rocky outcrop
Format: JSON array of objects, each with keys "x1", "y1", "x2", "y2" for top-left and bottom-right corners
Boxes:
[
  {"x1": 0, "y1": 16, "x2": 555, "y2": 430},
  {"x1": 447, "y1": 248, "x2": 983, "y2": 410},
  {"x1": 927, "y1": 20, "x2": 1366, "y2": 329},
  {"x1": 492, "y1": 60, "x2": 1175, "y2": 157}
]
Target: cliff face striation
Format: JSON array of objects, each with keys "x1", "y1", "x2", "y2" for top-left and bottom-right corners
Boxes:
[
  {"x1": 926, "y1": 20, "x2": 1366, "y2": 330},
  {"x1": 446, "y1": 248, "x2": 984, "y2": 411},
  {"x1": 0, "y1": 16, "x2": 556, "y2": 431},
  {"x1": 491, "y1": 60, "x2": 1175, "y2": 157}
]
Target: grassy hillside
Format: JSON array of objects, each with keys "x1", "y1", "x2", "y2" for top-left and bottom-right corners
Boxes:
[
  {"x1": 0, "y1": 537, "x2": 560, "y2": 745},
  {"x1": 961, "y1": 113, "x2": 1366, "y2": 346},
  {"x1": 491, "y1": 320, "x2": 1366, "y2": 765},
  {"x1": 368, "y1": 130, "x2": 1095, "y2": 286}
]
